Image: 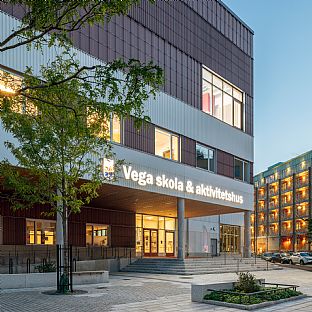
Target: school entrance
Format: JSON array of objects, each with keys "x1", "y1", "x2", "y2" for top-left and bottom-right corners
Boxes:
[{"x1": 136, "y1": 214, "x2": 176, "y2": 257}]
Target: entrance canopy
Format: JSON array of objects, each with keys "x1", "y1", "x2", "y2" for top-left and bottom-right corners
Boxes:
[{"x1": 90, "y1": 183, "x2": 246, "y2": 218}]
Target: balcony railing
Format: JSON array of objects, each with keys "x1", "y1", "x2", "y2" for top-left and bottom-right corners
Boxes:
[
  {"x1": 296, "y1": 196, "x2": 309, "y2": 204},
  {"x1": 257, "y1": 204, "x2": 266, "y2": 211},
  {"x1": 296, "y1": 212, "x2": 309, "y2": 219},
  {"x1": 269, "y1": 202, "x2": 279, "y2": 209},
  {"x1": 258, "y1": 231, "x2": 266, "y2": 237},
  {"x1": 269, "y1": 189, "x2": 279, "y2": 196},
  {"x1": 296, "y1": 179, "x2": 309, "y2": 188},
  {"x1": 258, "y1": 192, "x2": 266, "y2": 200},
  {"x1": 296, "y1": 227, "x2": 308, "y2": 234},
  {"x1": 269, "y1": 230, "x2": 279, "y2": 236},
  {"x1": 269, "y1": 215, "x2": 279, "y2": 222},
  {"x1": 281, "y1": 200, "x2": 293, "y2": 207},
  {"x1": 281, "y1": 185, "x2": 293, "y2": 193},
  {"x1": 258, "y1": 217, "x2": 266, "y2": 225},
  {"x1": 281, "y1": 213, "x2": 293, "y2": 221},
  {"x1": 281, "y1": 228, "x2": 293, "y2": 235}
]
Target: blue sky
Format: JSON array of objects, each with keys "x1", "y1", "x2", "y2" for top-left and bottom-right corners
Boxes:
[{"x1": 222, "y1": 0, "x2": 312, "y2": 174}]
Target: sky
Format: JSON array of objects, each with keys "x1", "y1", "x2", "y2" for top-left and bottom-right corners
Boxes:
[{"x1": 222, "y1": 0, "x2": 312, "y2": 174}]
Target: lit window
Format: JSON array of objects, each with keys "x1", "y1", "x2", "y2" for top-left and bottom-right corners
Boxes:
[
  {"x1": 196, "y1": 143, "x2": 215, "y2": 172},
  {"x1": 0, "y1": 69, "x2": 20, "y2": 96},
  {"x1": 26, "y1": 219, "x2": 56, "y2": 245},
  {"x1": 234, "y1": 158, "x2": 250, "y2": 183},
  {"x1": 87, "y1": 112, "x2": 121, "y2": 143},
  {"x1": 202, "y1": 67, "x2": 244, "y2": 130},
  {"x1": 155, "y1": 128, "x2": 179, "y2": 161},
  {"x1": 86, "y1": 224, "x2": 109, "y2": 246}
]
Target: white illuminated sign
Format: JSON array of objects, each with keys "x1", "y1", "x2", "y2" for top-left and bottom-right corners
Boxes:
[{"x1": 122, "y1": 165, "x2": 243, "y2": 204}]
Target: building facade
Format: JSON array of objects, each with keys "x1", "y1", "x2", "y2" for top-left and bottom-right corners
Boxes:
[
  {"x1": 253, "y1": 151, "x2": 312, "y2": 254},
  {"x1": 0, "y1": 0, "x2": 254, "y2": 258}
]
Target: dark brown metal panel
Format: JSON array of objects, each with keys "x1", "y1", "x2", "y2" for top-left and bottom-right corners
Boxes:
[
  {"x1": 124, "y1": 117, "x2": 155, "y2": 154},
  {"x1": 250, "y1": 162, "x2": 254, "y2": 185},
  {"x1": 3, "y1": 216, "x2": 25, "y2": 245},
  {"x1": 181, "y1": 136, "x2": 196, "y2": 167},
  {"x1": 216, "y1": 150, "x2": 234, "y2": 179}
]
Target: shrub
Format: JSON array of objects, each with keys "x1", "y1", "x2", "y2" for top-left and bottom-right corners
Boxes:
[
  {"x1": 234, "y1": 272, "x2": 261, "y2": 293},
  {"x1": 35, "y1": 261, "x2": 56, "y2": 273}
]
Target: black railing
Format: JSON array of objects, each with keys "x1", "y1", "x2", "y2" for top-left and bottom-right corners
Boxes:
[{"x1": 56, "y1": 245, "x2": 73, "y2": 293}]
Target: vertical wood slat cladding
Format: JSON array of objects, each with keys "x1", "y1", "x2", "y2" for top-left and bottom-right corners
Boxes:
[
  {"x1": 124, "y1": 118, "x2": 155, "y2": 154},
  {"x1": 181, "y1": 136, "x2": 196, "y2": 167},
  {"x1": 0, "y1": 0, "x2": 253, "y2": 135},
  {"x1": 0, "y1": 198, "x2": 135, "y2": 247},
  {"x1": 216, "y1": 150, "x2": 234, "y2": 179}
]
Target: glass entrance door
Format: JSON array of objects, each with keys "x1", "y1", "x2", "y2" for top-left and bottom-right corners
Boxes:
[
  {"x1": 165, "y1": 231, "x2": 174, "y2": 256},
  {"x1": 144, "y1": 229, "x2": 158, "y2": 256}
]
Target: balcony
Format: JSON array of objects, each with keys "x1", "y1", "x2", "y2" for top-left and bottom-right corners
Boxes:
[
  {"x1": 281, "y1": 200, "x2": 293, "y2": 208},
  {"x1": 281, "y1": 228, "x2": 293, "y2": 235},
  {"x1": 258, "y1": 217, "x2": 266, "y2": 225},
  {"x1": 296, "y1": 179, "x2": 309, "y2": 188},
  {"x1": 269, "y1": 202, "x2": 279, "y2": 209},
  {"x1": 269, "y1": 215, "x2": 279, "y2": 222},
  {"x1": 281, "y1": 185, "x2": 293, "y2": 193},
  {"x1": 296, "y1": 194, "x2": 309, "y2": 203},
  {"x1": 257, "y1": 204, "x2": 266, "y2": 211},
  {"x1": 269, "y1": 229, "x2": 279, "y2": 236},
  {"x1": 269, "y1": 188, "x2": 279, "y2": 196},
  {"x1": 258, "y1": 192, "x2": 266, "y2": 200},
  {"x1": 258, "y1": 231, "x2": 266, "y2": 237},
  {"x1": 296, "y1": 227, "x2": 308, "y2": 234}
]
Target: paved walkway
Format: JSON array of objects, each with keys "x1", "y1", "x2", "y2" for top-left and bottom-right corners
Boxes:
[{"x1": 1, "y1": 268, "x2": 312, "y2": 311}]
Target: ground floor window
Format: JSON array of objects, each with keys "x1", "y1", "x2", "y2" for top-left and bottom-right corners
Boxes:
[
  {"x1": 86, "y1": 224, "x2": 109, "y2": 246},
  {"x1": 26, "y1": 219, "x2": 56, "y2": 245},
  {"x1": 136, "y1": 214, "x2": 176, "y2": 256},
  {"x1": 220, "y1": 224, "x2": 240, "y2": 253}
]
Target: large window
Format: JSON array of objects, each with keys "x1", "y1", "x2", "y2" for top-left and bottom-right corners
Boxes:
[
  {"x1": 86, "y1": 224, "x2": 109, "y2": 246},
  {"x1": 202, "y1": 67, "x2": 244, "y2": 130},
  {"x1": 220, "y1": 224, "x2": 241, "y2": 253},
  {"x1": 155, "y1": 128, "x2": 179, "y2": 161},
  {"x1": 196, "y1": 143, "x2": 215, "y2": 172},
  {"x1": 234, "y1": 158, "x2": 250, "y2": 183},
  {"x1": 26, "y1": 219, "x2": 56, "y2": 245}
]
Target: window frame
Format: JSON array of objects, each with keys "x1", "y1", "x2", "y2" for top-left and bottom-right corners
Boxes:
[
  {"x1": 86, "y1": 223, "x2": 110, "y2": 247},
  {"x1": 202, "y1": 66, "x2": 245, "y2": 131},
  {"x1": 154, "y1": 127, "x2": 180, "y2": 162},
  {"x1": 195, "y1": 143, "x2": 216, "y2": 173},
  {"x1": 234, "y1": 157, "x2": 250, "y2": 183},
  {"x1": 26, "y1": 218, "x2": 56, "y2": 245}
]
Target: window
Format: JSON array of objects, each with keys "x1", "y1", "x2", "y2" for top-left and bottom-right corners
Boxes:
[
  {"x1": 87, "y1": 112, "x2": 122, "y2": 143},
  {"x1": 26, "y1": 219, "x2": 56, "y2": 245},
  {"x1": 196, "y1": 143, "x2": 215, "y2": 172},
  {"x1": 234, "y1": 158, "x2": 250, "y2": 182},
  {"x1": 202, "y1": 67, "x2": 244, "y2": 130},
  {"x1": 86, "y1": 224, "x2": 109, "y2": 246},
  {"x1": 155, "y1": 128, "x2": 179, "y2": 161}
]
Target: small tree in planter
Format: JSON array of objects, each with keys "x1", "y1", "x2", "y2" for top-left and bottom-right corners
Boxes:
[{"x1": 234, "y1": 272, "x2": 261, "y2": 293}]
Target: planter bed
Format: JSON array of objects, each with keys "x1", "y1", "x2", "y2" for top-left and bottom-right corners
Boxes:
[{"x1": 203, "y1": 284, "x2": 305, "y2": 310}]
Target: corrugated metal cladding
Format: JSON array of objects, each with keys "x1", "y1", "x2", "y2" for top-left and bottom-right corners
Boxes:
[
  {"x1": 0, "y1": 199, "x2": 135, "y2": 247},
  {"x1": 217, "y1": 150, "x2": 235, "y2": 179},
  {"x1": 124, "y1": 117, "x2": 155, "y2": 155},
  {"x1": 0, "y1": 0, "x2": 254, "y2": 136}
]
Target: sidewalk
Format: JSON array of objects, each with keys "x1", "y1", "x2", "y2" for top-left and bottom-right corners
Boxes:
[{"x1": 0, "y1": 268, "x2": 311, "y2": 312}]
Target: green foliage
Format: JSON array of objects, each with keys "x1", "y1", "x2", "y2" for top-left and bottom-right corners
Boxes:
[
  {"x1": 204, "y1": 288, "x2": 302, "y2": 306},
  {"x1": 35, "y1": 261, "x2": 56, "y2": 273},
  {"x1": 307, "y1": 218, "x2": 312, "y2": 243},
  {"x1": 0, "y1": 51, "x2": 162, "y2": 223},
  {"x1": 234, "y1": 272, "x2": 261, "y2": 293},
  {"x1": 0, "y1": 0, "x2": 155, "y2": 52}
]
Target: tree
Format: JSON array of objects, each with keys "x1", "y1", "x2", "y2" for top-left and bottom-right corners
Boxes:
[
  {"x1": 0, "y1": 0, "x2": 152, "y2": 52},
  {"x1": 0, "y1": 53, "x2": 162, "y2": 291}
]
